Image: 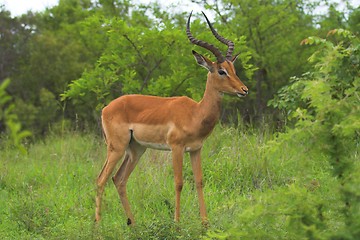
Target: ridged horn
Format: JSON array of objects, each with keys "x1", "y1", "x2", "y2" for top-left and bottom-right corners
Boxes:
[
  {"x1": 186, "y1": 11, "x2": 225, "y2": 63},
  {"x1": 201, "y1": 11, "x2": 234, "y2": 60}
]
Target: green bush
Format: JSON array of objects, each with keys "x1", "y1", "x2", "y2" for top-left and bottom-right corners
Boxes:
[
  {"x1": 266, "y1": 29, "x2": 360, "y2": 239},
  {"x1": 0, "y1": 79, "x2": 32, "y2": 154}
]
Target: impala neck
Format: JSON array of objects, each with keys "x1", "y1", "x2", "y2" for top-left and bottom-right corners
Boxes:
[
  {"x1": 200, "y1": 80, "x2": 222, "y2": 112},
  {"x1": 196, "y1": 76, "x2": 222, "y2": 134}
]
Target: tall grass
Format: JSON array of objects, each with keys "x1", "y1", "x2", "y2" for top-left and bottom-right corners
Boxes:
[{"x1": 0, "y1": 125, "x2": 349, "y2": 239}]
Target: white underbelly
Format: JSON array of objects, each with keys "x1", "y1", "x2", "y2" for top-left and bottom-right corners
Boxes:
[
  {"x1": 134, "y1": 139, "x2": 202, "y2": 152},
  {"x1": 136, "y1": 139, "x2": 171, "y2": 151},
  {"x1": 129, "y1": 123, "x2": 202, "y2": 152}
]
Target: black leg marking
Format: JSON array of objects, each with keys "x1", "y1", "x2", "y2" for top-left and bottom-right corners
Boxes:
[{"x1": 127, "y1": 218, "x2": 132, "y2": 225}]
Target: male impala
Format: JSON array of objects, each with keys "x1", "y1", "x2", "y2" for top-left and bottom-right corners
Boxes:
[{"x1": 95, "y1": 11, "x2": 248, "y2": 226}]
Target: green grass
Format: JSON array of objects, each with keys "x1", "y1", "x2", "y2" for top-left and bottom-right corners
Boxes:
[{"x1": 0, "y1": 126, "x2": 354, "y2": 239}]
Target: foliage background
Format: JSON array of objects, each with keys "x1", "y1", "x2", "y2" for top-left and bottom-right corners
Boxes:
[
  {"x1": 0, "y1": 0, "x2": 359, "y2": 239},
  {"x1": 3, "y1": 0, "x2": 359, "y2": 133}
]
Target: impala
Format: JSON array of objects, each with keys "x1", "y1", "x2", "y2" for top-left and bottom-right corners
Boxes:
[{"x1": 95, "y1": 11, "x2": 248, "y2": 226}]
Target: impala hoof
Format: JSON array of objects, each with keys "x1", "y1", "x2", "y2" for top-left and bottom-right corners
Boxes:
[
  {"x1": 127, "y1": 218, "x2": 132, "y2": 226},
  {"x1": 202, "y1": 218, "x2": 210, "y2": 228}
]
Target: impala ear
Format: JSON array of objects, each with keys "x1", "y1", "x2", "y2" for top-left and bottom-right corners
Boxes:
[
  {"x1": 231, "y1": 52, "x2": 240, "y2": 63},
  {"x1": 192, "y1": 50, "x2": 214, "y2": 72}
]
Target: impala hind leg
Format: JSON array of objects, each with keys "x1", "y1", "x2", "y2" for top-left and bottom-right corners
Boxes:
[
  {"x1": 95, "y1": 140, "x2": 128, "y2": 222},
  {"x1": 112, "y1": 141, "x2": 146, "y2": 226}
]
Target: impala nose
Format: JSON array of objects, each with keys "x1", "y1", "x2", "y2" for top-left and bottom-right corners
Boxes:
[{"x1": 242, "y1": 87, "x2": 248, "y2": 95}]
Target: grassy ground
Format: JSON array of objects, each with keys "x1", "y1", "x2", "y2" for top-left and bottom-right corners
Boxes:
[{"x1": 0, "y1": 125, "x2": 349, "y2": 239}]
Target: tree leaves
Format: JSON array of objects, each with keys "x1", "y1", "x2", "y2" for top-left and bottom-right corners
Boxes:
[{"x1": 1, "y1": 0, "x2": 359, "y2": 133}]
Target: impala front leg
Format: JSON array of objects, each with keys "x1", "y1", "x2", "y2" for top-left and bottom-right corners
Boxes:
[
  {"x1": 190, "y1": 149, "x2": 208, "y2": 225},
  {"x1": 171, "y1": 146, "x2": 184, "y2": 222}
]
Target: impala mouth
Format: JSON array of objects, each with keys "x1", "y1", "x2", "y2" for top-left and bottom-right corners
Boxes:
[{"x1": 236, "y1": 91, "x2": 248, "y2": 97}]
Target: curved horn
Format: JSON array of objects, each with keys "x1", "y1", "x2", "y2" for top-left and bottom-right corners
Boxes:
[
  {"x1": 201, "y1": 11, "x2": 234, "y2": 60},
  {"x1": 186, "y1": 11, "x2": 225, "y2": 63}
]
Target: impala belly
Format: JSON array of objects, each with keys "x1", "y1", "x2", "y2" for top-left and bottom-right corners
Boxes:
[
  {"x1": 134, "y1": 139, "x2": 171, "y2": 151},
  {"x1": 130, "y1": 123, "x2": 172, "y2": 151},
  {"x1": 129, "y1": 123, "x2": 203, "y2": 152},
  {"x1": 132, "y1": 138, "x2": 203, "y2": 152}
]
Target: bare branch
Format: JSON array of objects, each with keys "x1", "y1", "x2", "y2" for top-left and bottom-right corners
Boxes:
[{"x1": 123, "y1": 34, "x2": 148, "y2": 67}]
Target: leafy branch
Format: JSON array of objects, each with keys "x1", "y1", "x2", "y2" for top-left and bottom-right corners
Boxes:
[{"x1": 0, "y1": 79, "x2": 32, "y2": 154}]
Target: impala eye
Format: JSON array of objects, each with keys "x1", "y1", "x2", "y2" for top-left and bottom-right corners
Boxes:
[{"x1": 218, "y1": 69, "x2": 227, "y2": 76}]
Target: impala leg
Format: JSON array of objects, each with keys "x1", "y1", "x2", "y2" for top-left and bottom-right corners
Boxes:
[
  {"x1": 190, "y1": 149, "x2": 208, "y2": 225},
  {"x1": 172, "y1": 147, "x2": 184, "y2": 222},
  {"x1": 112, "y1": 153, "x2": 133, "y2": 224},
  {"x1": 95, "y1": 144, "x2": 126, "y2": 222},
  {"x1": 112, "y1": 142, "x2": 145, "y2": 226}
]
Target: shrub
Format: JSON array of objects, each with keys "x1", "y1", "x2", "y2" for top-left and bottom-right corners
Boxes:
[{"x1": 0, "y1": 79, "x2": 32, "y2": 154}]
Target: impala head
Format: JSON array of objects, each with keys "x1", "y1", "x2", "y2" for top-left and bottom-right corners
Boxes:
[{"x1": 187, "y1": 11, "x2": 248, "y2": 97}]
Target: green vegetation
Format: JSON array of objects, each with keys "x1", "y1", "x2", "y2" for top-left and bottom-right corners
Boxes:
[
  {"x1": 1, "y1": 0, "x2": 359, "y2": 239},
  {"x1": 1, "y1": 0, "x2": 358, "y2": 133},
  {"x1": 1, "y1": 119, "x2": 358, "y2": 239},
  {"x1": 0, "y1": 79, "x2": 32, "y2": 154}
]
